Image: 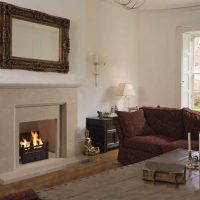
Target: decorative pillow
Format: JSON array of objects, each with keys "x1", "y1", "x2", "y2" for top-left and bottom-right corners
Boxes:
[
  {"x1": 182, "y1": 108, "x2": 200, "y2": 139},
  {"x1": 116, "y1": 110, "x2": 155, "y2": 138},
  {"x1": 141, "y1": 106, "x2": 184, "y2": 140}
]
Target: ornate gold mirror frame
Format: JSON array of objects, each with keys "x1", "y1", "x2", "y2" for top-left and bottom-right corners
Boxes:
[{"x1": 0, "y1": 2, "x2": 70, "y2": 73}]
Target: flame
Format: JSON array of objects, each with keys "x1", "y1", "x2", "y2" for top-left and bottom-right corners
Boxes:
[
  {"x1": 20, "y1": 131, "x2": 43, "y2": 148},
  {"x1": 20, "y1": 138, "x2": 31, "y2": 148},
  {"x1": 31, "y1": 131, "x2": 43, "y2": 146}
]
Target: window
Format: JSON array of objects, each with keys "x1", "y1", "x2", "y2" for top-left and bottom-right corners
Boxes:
[
  {"x1": 193, "y1": 37, "x2": 200, "y2": 111},
  {"x1": 182, "y1": 32, "x2": 200, "y2": 111}
]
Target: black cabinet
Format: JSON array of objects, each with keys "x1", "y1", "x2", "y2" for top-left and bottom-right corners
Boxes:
[{"x1": 86, "y1": 117, "x2": 119, "y2": 153}]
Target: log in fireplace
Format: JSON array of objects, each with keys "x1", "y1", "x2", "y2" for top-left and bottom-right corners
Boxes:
[{"x1": 19, "y1": 131, "x2": 48, "y2": 164}]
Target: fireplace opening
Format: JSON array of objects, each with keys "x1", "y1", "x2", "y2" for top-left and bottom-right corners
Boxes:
[{"x1": 19, "y1": 119, "x2": 58, "y2": 164}]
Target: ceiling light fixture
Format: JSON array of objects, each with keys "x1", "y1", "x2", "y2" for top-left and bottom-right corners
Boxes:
[{"x1": 115, "y1": 0, "x2": 146, "y2": 10}]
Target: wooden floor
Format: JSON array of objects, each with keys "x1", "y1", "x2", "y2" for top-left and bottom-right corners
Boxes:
[{"x1": 0, "y1": 149, "x2": 120, "y2": 196}]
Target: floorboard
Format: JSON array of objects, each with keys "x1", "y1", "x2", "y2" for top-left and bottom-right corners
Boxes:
[{"x1": 0, "y1": 149, "x2": 120, "y2": 196}]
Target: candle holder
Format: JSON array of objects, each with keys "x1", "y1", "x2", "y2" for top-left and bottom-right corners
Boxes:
[
  {"x1": 186, "y1": 150, "x2": 193, "y2": 169},
  {"x1": 186, "y1": 150, "x2": 200, "y2": 170}
]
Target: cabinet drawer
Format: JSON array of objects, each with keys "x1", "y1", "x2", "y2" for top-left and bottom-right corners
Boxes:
[{"x1": 106, "y1": 119, "x2": 115, "y2": 130}]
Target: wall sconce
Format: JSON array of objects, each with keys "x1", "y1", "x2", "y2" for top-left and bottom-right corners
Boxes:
[{"x1": 93, "y1": 54, "x2": 107, "y2": 88}]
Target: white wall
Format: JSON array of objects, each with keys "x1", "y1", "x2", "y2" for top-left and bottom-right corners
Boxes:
[
  {"x1": 79, "y1": 0, "x2": 139, "y2": 131},
  {"x1": 138, "y1": 6, "x2": 200, "y2": 108},
  {"x1": 0, "y1": 0, "x2": 138, "y2": 135}
]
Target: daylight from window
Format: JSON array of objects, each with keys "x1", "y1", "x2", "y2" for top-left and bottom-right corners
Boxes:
[
  {"x1": 182, "y1": 33, "x2": 200, "y2": 111},
  {"x1": 193, "y1": 37, "x2": 200, "y2": 111}
]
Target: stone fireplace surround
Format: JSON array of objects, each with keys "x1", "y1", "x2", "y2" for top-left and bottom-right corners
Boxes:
[{"x1": 0, "y1": 84, "x2": 86, "y2": 184}]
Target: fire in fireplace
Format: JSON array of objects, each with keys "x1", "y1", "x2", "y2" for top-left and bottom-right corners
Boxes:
[{"x1": 19, "y1": 131, "x2": 48, "y2": 164}]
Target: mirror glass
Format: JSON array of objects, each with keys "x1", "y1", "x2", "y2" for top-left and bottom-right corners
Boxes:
[{"x1": 12, "y1": 18, "x2": 60, "y2": 62}]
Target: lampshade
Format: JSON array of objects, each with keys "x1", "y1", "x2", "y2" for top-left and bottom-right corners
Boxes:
[{"x1": 117, "y1": 83, "x2": 136, "y2": 96}]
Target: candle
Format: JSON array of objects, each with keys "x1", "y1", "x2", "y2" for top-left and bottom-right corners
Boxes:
[
  {"x1": 199, "y1": 132, "x2": 200, "y2": 152},
  {"x1": 188, "y1": 132, "x2": 191, "y2": 151}
]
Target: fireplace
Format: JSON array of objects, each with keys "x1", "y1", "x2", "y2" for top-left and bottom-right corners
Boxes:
[{"x1": 0, "y1": 85, "x2": 86, "y2": 185}]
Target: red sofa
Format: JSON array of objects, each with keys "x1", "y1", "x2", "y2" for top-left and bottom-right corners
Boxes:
[{"x1": 113, "y1": 107, "x2": 200, "y2": 165}]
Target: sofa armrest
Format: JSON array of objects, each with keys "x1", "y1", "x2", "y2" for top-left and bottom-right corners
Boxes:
[{"x1": 182, "y1": 107, "x2": 200, "y2": 139}]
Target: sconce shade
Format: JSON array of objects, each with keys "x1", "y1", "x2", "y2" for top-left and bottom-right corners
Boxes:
[
  {"x1": 93, "y1": 54, "x2": 99, "y2": 64},
  {"x1": 117, "y1": 83, "x2": 136, "y2": 96}
]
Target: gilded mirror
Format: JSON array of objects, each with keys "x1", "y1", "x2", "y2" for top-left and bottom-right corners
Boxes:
[{"x1": 0, "y1": 2, "x2": 70, "y2": 73}]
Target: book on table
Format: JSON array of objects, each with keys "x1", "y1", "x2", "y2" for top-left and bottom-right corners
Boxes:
[{"x1": 143, "y1": 161, "x2": 186, "y2": 184}]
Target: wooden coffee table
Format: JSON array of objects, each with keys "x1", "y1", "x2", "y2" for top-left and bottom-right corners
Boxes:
[{"x1": 38, "y1": 149, "x2": 200, "y2": 200}]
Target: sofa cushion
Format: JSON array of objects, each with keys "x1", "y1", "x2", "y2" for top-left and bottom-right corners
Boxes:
[
  {"x1": 116, "y1": 110, "x2": 155, "y2": 138},
  {"x1": 0, "y1": 189, "x2": 39, "y2": 200},
  {"x1": 124, "y1": 135, "x2": 174, "y2": 154},
  {"x1": 162, "y1": 139, "x2": 199, "y2": 153},
  {"x1": 141, "y1": 106, "x2": 184, "y2": 140},
  {"x1": 182, "y1": 108, "x2": 200, "y2": 139}
]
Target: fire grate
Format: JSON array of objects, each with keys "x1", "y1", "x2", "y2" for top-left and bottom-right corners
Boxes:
[
  {"x1": 19, "y1": 131, "x2": 48, "y2": 164},
  {"x1": 19, "y1": 142, "x2": 48, "y2": 164}
]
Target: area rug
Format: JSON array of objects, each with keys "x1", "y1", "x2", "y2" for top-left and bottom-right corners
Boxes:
[{"x1": 37, "y1": 149, "x2": 200, "y2": 200}]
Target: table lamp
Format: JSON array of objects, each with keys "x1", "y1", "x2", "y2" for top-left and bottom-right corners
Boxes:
[{"x1": 117, "y1": 83, "x2": 136, "y2": 110}]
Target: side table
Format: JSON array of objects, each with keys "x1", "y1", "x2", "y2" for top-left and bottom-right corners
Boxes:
[{"x1": 86, "y1": 117, "x2": 119, "y2": 153}]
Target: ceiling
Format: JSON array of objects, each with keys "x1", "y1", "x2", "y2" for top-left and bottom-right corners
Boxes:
[{"x1": 140, "y1": 0, "x2": 200, "y2": 10}]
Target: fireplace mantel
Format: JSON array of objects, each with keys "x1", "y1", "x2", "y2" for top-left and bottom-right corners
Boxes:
[
  {"x1": 0, "y1": 85, "x2": 86, "y2": 184},
  {"x1": 0, "y1": 83, "x2": 80, "y2": 89}
]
